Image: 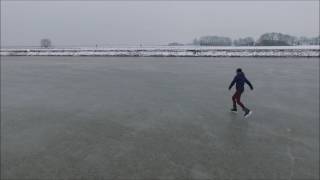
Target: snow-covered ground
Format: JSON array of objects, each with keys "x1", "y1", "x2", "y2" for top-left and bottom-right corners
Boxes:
[{"x1": 1, "y1": 45, "x2": 319, "y2": 57}]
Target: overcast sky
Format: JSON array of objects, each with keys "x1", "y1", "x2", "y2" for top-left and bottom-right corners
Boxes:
[{"x1": 1, "y1": 1, "x2": 319, "y2": 47}]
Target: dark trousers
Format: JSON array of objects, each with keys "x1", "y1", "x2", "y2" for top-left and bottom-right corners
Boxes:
[{"x1": 232, "y1": 90, "x2": 247, "y2": 111}]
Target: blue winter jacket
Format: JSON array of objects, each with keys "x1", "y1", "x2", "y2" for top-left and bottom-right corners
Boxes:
[{"x1": 229, "y1": 72, "x2": 253, "y2": 91}]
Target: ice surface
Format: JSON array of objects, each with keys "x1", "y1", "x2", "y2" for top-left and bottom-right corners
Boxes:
[{"x1": 1, "y1": 56, "x2": 319, "y2": 180}]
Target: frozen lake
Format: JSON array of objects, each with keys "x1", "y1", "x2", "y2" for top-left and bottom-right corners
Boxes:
[{"x1": 1, "y1": 56, "x2": 319, "y2": 179}]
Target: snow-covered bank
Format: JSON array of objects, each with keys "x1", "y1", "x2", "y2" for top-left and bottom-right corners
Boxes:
[{"x1": 1, "y1": 46, "x2": 319, "y2": 57}]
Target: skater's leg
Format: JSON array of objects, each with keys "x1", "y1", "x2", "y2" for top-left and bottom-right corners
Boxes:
[
  {"x1": 235, "y1": 91, "x2": 248, "y2": 111},
  {"x1": 235, "y1": 90, "x2": 252, "y2": 117},
  {"x1": 232, "y1": 92, "x2": 237, "y2": 110}
]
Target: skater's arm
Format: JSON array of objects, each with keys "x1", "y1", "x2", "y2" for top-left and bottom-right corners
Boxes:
[
  {"x1": 228, "y1": 77, "x2": 236, "y2": 90},
  {"x1": 245, "y1": 78, "x2": 253, "y2": 90}
]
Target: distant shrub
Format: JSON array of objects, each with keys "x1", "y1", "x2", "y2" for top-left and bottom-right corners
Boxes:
[{"x1": 40, "y1": 38, "x2": 52, "y2": 48}]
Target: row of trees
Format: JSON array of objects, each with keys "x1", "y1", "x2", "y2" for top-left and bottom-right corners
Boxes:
[
  {"x1": 41, "y1": 33, "x2": 319, "y2": 48},
  {"x1": 192, "y1": 33, "x2": 320, "y2": 46},
  {"x1": 193, "y1": 36, "x2": 232, "y2": 46}
]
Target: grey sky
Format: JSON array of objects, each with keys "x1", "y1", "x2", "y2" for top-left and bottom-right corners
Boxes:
[{"x1": 1, "y1": 1, "x2": 319, "y2": 47}]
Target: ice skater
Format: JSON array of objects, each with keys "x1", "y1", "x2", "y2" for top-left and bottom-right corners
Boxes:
[{"x1": 229, "y1": 68, "x2": 253, "y2": 118}]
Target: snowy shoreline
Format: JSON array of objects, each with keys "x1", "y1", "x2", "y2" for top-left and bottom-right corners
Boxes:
[{"x1": 1, "y1": 46, "x2": 319, "y2": 57}]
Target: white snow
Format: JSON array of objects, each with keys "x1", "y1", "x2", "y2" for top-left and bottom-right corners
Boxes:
[{"x1": 1, "y1": 45, "x2": 319, "y2": 57}]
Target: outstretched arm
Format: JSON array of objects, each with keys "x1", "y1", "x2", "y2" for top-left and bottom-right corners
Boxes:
[
  {"x1": 228, "y1": 77, "x2": 236, "y2": 90},
  {"x1": 245, "y1": 78, "x2": 253, "y2": 90}
]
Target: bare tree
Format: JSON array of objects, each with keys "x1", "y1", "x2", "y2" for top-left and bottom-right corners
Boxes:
[
  {"x1": 40, "y1": 38, "x2": 52, "y2": 48},
  {"x1": 256, "y1": 33, "x2": 296, "y2": 46}
]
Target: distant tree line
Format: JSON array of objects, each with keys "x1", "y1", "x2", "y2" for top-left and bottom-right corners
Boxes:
[
  {"x1": 192, "y1": 32, "x2": 320, "y2": 46},
  {"x1": 40, "y1": 33, "x2": 319, "y2": 48},
  {"x1": 168, "y1": 42, "x2": 184, "y2": 46},
  {"x1": 193, "y1": 36, "x2": 232, "y2": 46},
  {"x1": 233, "y1": 37, "x2": 255, "y2": 46}
]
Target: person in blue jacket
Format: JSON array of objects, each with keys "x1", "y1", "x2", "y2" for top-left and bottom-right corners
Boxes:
[{"x1": 229, "y1": 68, "x2": 253, "y2": 117}]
